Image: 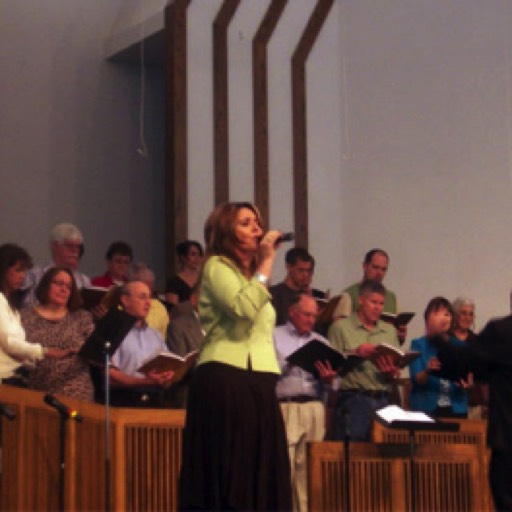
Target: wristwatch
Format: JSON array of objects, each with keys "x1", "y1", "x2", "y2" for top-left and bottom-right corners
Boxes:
[{"x1": 255, "y1": 272, "x2": 268, "y2": 285}]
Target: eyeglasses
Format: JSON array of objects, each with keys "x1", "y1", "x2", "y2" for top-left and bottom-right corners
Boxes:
[
  {"x1": 112, "y1": 256, "x2": 131, "y2": 265},
  {"x1": 51, "y1": 279, "x2": 72, "y2": 290},
  {"x1": 61, "y1": 242, "x2": 82, "y2": 252}
]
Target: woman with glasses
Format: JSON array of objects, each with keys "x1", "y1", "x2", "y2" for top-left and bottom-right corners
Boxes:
[
  {"x1": 452, "y1": 297, "x2": 489, "y2": 418},
  {"x1": 21, "y1": 267, "x2": 94, "y2": 400}
]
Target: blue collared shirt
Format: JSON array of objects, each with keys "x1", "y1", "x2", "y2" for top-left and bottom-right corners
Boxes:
[
  {"x1": 111, "y1": 323, "x2": 168, "y2": 378},
  {"x1": 274, "y1": 322, "x2": 332, "y2": 400}
]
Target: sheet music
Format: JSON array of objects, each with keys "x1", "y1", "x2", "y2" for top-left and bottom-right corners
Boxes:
[{"x1": 376, "y1": 405, "x2": 434, "y2": 424}]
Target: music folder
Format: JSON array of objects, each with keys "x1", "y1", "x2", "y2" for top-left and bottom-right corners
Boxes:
[
  {"x1": 285, "y1": 339, "x2": 363, "y2": 378},
  {"x1": 79, "y1": 307, "x2": 137, "y2": 365}
]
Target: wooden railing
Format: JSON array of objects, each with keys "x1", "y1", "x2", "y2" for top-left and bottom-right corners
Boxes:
[
  {"x1": 308, "y1": 441, "x2": 485, "y2": 511},
  {"x1": 1, "y1": 386, "x2": 493, "y2": 511},
  {"x1": 0, "y1": 385, "x2": 185, "y2": 511},
  {"x1": 372, "y1": 418, "x2": 492, "y2": 511}
]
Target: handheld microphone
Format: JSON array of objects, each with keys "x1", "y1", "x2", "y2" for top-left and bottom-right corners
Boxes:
[
  {"x1": 0, "y1": 401, "x2": 15, "y2": 421},
  {"x1": 43, "y1": 394, "x2": 83, "y2": 422},
  {"x1": 275, "y1": 232, "x2": 294, "y2": 245}
]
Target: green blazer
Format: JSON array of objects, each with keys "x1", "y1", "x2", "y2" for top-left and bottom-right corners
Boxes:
[{"x1": 198, "y1": 256, "x2": 280, "y2": 374}]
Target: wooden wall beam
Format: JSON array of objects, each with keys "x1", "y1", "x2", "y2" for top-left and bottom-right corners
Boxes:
[
  {"x1": 213, "y1": 0, "x2": 241, "y2": 205},
  {"x1": 165, "y1": 0, "x2": 190, "y2": 278},
  {"x1": 291, "y1": 0, "x2": 334, "y2": 248},
  {"x1": 252, "y1": 0, "x2": 288, "y2": 227}
]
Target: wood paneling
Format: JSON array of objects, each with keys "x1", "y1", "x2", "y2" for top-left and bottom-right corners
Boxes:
[
  {"x1": 372, "y1": 419, "x2": 492, "y2": 511},
  {"x1": 213, "y1": 0, "x2": 241, "y2": 204},
  {"x1": 291, "y1": 0, "x2": 334, "y2": 248},
  {"x1": 309, "y1": 441, "x2": 484, "y2": 511},
  {"x1": 252, "y1": 0, "x2": 288, "y2": 225},
  {"x1": 165, "y1": 1, "x2": 190, "y2": 277},
  {"x1": 0, "y1": 386, "x2": 185, "y2": 511}
]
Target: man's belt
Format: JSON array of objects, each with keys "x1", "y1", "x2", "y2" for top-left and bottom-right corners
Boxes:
[
  {"x1": 278, "y1": 395, "x2": 318, "y2": 404},
  {"x1": 340, "y1": 389, "x2": 389, "y2": 399}
]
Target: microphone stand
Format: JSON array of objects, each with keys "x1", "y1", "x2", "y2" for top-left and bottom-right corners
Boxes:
[
  {"x1": 103, "y1": 340, "x2": 112, "y2": 512},
  {"x1": 58, "y1": 412, "x2": 68, "y2": 512}
]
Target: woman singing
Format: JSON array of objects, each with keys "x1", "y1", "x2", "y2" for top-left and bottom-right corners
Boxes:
[{"x1": 179, "y1": 202, "x2": 292, "y2": 511}]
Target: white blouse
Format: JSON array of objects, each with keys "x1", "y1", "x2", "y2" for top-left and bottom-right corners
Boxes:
[{"x1": 0, "y1": 292, "x2": 43, "y2": 380}]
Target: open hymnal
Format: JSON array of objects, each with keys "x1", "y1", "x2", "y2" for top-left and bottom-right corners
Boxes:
[
  {"x1": 137, "y1": 350, "x2": 199, "y2": 384},
  {"x1": 285, "y1": 339, "x2": 362, "y2": 378},
  {"x1": 371, "y1": 343, "x2": 420, "y2": 368},
  {"x1": 80, "y1": 286, "x2": 109, "y2": 310}
]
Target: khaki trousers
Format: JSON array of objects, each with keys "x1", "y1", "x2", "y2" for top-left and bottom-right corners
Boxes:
[{"x1": 280, "y1": 401, "x2": 325, "y2": 512}]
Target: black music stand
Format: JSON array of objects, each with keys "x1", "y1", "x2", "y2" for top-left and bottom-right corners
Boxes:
[
  {"x1": 79, "y1": 307, "x2": 136, "y2": 512},
  {"x1": 375, "y1": 406, "x2": 459, "y2": 512}
]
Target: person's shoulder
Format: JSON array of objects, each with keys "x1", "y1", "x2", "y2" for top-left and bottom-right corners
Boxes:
[
  {"x1": 377, "y1": 322, "x2": 397, "y2": 337},
  {"x1": 330, "y1": 313, "x2": 354, "y2": 332},
  {"x1": 203, "y1": 255, "x2": 239, "y2": 279},
  {"x1": 410, "y1": 335, "x2": 428, "y2": 348},
  {"x1": 482, "y1": 315, "x2": 512, "y2": 336},
  {"x1": 386, "y1": 288, "x2": 397, "y2": 300},
  {"x1": 70, "y1": 308, "x2": 93, "y2": 322},
  {"x1": 343, "y1": 282, "x2": 359, "y2": 294},
  {"x1": 273, "y1": 323, "x2": 290, "y2": 338},
  {"x1": 19, "y1": 305, "x2": 37, "y2": 319},
  {"x1": 91, "y1": 274, "x2": 111, "y2": 287},
  {"x1": 269, "y1": 281, "x2": 288, "y2": 295}
]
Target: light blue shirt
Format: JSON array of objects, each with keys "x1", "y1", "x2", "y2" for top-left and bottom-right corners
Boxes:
[
  {"x1": 111, "y1": 323, "x2": 167, "y2": 378},
  {"x1": 274, "y1": 322, "x2": 331, "y2": 400}
]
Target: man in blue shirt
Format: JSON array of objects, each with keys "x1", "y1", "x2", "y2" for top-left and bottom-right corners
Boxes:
[
  {"x1": 109, "y1": 280, "x2": 174, "y2": 407},
  {"x1": 274, "y1": 293, "x2": 335, "y2": 512}
]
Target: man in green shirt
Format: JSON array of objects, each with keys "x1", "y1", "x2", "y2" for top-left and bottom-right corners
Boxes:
[
  {"x1": 328, "y1": 280, "x2": 399, "y2": 441},
  {"x1": 332, "y1": 248, "x2": 406, "y2": 344}
]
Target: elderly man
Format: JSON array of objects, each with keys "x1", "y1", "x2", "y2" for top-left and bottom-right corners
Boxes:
[
  {"x1": 274, "y1": 293, "x2": 336, "y2": 512},
  {"x1": 328, "y1": 280, "x2": 400, "y2": 441},
  {"x1": 126, "y1": 262, "x2": 169, "y2": 340},
  {"x1": 23, "y1": 222, "x2": 91, "y2": 306},
  {"x1": 270, "y1": 247, "x2": 326, "y2": 326},
  {"x1": 108, "y1": 280, "x2": 174, "y2": 408}
]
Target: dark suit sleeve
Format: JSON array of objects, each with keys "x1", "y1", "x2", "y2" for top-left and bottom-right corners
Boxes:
[
  {"x1": 436, "y1": 319, "x2": 511, "y2": 382},
  {"x1": 166, "y1": 321, "x2": 189, "y2": 357}
]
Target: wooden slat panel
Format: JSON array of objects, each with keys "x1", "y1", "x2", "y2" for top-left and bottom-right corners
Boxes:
[
  {"x1": 252, "y1": 0, "x2": 288, "y2": 225},
  {"x1": 308, "y1": 441, "x2": 483, "y2": 512},
  {"x1": 22, "y1": 407, "x2": 61, "y2": 510},
  {"x1": 165, "y1": 0, "x2": 190, "y2": 278},
  {"x1": 291, "y1": 0, "x2": 334, "y2": 248},
  {"x1": 0, "y1": 402, "x2": 20, "y2": 511},
  {"x1": 124, "y1": 425, "x2": 183, "y2": 511},
  {"x1": 213, "y1": 0, "x2": 241, "y2": 204},
  {"x1": 74, "y1": 417, "x2": 114, "y2": 511},
  {"x1": 372, "y1": 419, "x2": 492, "y2": 511},
  {"x1": 0, "y1": 386, "x2": 186, "y2": 512}
]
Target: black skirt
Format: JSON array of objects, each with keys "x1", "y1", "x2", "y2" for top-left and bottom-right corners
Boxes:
[{"x1": 179, "y1": 361, "x2": 292, "y2": 511}]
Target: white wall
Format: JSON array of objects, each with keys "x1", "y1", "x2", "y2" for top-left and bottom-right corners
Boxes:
[
  {"x1": 3, "y1": 0, "x2": 512, "y2": 339},
  {"x1": 0, "y1": 0, "x2": 166, "y2": 285},
  {"x1": 185, "y1": 0, "x2": 512, "y2": 339}
]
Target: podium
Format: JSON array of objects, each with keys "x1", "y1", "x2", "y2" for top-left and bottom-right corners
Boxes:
[{"x1": 375, "y1": 406, "x2": 460, "y2": 512}]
